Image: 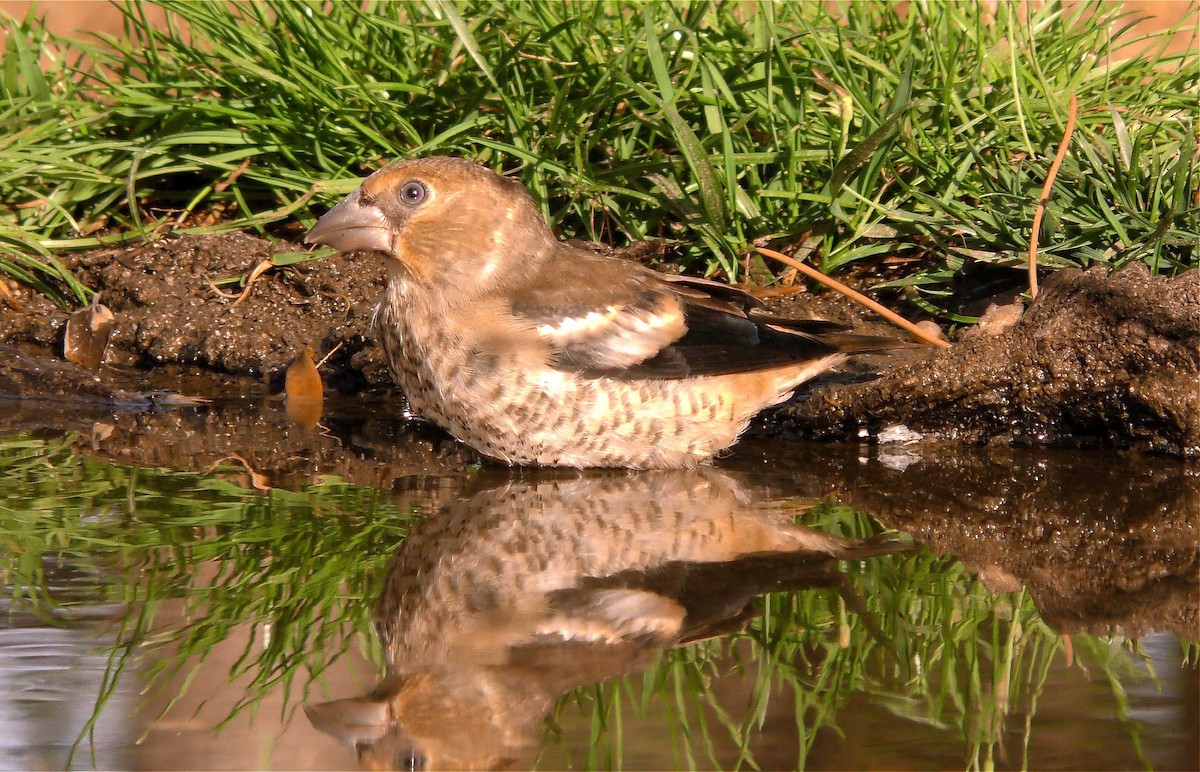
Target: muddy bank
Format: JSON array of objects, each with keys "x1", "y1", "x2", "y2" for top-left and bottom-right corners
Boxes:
[
  {"x1": 0, "y1": 233, "x2": 1196, "y2": 457},
  {"x1": 0, "y1": 232, "x2": 392, "y2": 392},
  {"x1": 781, "y1": 264, "x2": 1200, "y2": 457}
]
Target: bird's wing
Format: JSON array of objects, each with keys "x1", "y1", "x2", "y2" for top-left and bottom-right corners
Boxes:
[
  {"x1": 605, "y1": 304, "x2": 844, "y2": 379},
  {"x1": 508, "y1": 252, "x2": 691, "y2": 371},
  {"x1": 508, "y1": 249, "x2": 868, "y2": 380}
]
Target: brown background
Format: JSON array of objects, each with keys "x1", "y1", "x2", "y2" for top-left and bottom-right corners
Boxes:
[{"x1": 2, "y1": 0, "x2": 1196, "y2": 55}]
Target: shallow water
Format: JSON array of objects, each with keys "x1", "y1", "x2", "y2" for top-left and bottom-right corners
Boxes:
[{"x1": 0, "y1": 396, "x2": 1196, "y2": 770}]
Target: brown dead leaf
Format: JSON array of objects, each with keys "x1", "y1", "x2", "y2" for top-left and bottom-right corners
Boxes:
[
  {"x1": 208, "y1": 453, "x2": 272, "y2": 491},
  {"x1": 285, "y1": 346, "x2": 324, "y2": 430},
  {"x1": 213, "y1": 157, "x2": 252, "y2": 193},
  {"x1": 78, "y1": 216, "x2": 110, "y2": 237},
  {"x1": 64, "y1": 293, "x2": 116, "y2": 370},
  {"x1": 0, "y1": 280, "x2": 25, "y2": 311},
  {"x1": 90, "y1": 421, "x2": 115, "y2": 452}
]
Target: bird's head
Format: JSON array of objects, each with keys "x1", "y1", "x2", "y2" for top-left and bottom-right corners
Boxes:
[{"x1": 306, "y1": 157, "x2": 556, "y2": 302}]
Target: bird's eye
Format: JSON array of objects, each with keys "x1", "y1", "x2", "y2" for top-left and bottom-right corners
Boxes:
[{"x1": 399, "y1": 181, "x2": 427, "y2": 206}]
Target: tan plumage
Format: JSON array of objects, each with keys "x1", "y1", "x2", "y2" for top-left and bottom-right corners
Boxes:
[{"x1": 306, "y1": 156, "x2": 895, "y2": 468}]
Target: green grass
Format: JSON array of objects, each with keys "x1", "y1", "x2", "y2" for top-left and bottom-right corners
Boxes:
[{"x1": 0, "y1": 0, "x2": 1196, "y2": 314}]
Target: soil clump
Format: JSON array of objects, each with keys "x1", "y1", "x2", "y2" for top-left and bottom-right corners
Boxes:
[{"x1": 780, "y1": 263, "x2": 1199, "y2": 458}]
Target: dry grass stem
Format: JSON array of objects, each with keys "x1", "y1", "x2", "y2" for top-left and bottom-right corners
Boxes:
[
  {"x1": 1028, "y1": 93, "x2": 1079, "y2": 300},
  {"x1": 755, "y1": 246, "x2": 952, "y2": 349},
  {"x1": 207, "y1": 259, "x2": 274, "y2": 308}
]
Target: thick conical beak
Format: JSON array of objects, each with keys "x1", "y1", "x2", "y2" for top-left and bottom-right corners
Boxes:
[{"x1": 305, "y1": 190, "x2": 392, "y2": 253}]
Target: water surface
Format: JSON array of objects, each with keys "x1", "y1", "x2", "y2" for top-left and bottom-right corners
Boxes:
[{"x1": 1, "y1": 397, "x2": 1195, "y2": 770}]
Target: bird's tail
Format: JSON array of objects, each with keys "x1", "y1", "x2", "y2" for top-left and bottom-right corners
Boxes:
[
  {"x1": 833, "y1": 531, "x2": 918, "y2": 560},
  {"x1": 751, "y1": 312, "x2": 915, "y2": 354},
  {"x1": 821, "y1": 332, "x2": 917, "y2": 354}
]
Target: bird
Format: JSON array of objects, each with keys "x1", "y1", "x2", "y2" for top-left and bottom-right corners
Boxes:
[
  {"x1": 305, "y1": 469, "x2": 911, "y2": 769},
  {"x1": 305, "y1": 156, "x2": 898, "y2": 468}
]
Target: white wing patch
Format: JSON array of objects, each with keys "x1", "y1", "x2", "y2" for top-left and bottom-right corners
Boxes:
[{"x1": 535, "y1": 298, "x2": 686, "y2": 369}]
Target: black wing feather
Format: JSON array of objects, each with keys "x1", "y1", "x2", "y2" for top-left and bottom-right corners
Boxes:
[{"x1": 582, "y1": 305, "x2": 841, "y2": 380}]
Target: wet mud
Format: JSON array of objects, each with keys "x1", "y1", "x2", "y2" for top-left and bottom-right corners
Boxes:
[
  {"x1": 782, "y1": 264, "x2": 1200, "y2": 457},
  {"x1": 0, "y1": 232, "x2": 391, "y2": 392},
  {"x1": 0, "y1": 233, "x2": 1196, "y2": 457}
]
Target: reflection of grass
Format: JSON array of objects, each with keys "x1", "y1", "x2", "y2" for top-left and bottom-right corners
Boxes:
[
  {"x1": 0, "y1": 433, "x2": 414, "y2": 750},
  {"x1": 0, "y1": 434, "x2": 1186, "y2": 769},
  {"x1": 548, "y1": 505, "x2": 1167, "y2": 771},
  {"x1": 100, "y1": 477, "x2": 414, "y2": 729},
  {"x1": 2, "y1": 1, "x2": 1196, "y2": 312}
]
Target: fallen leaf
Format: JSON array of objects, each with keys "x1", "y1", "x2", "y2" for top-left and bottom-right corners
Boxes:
[
  {"x1": 285, "y1": 346, "x2": 324, "y2": 430},
  {"x1": 64, "y1": 294, "x2": 116, "y2": 370},
  {"x1": 215, "y1": 453, "x2": 272, "y2": 491},
  {"x1": 0, "y1": 279, "x2": 25, "y2": 311},
  {"x1": 213, "y1": 157, "x2": 251, "y2": 193}
]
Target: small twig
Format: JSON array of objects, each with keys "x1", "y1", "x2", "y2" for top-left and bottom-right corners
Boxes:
[
  {"x1": 755, "y1": 246, "x2": 951, "y2": 349},
  {"x1": 1028, "y1": 92, "x2": 1078, "y2": 301},
  {"x1": 213, "y1": 157, "x2": 252, "y2": 194},
  {"x1": 315, "y1": 341, "x2": 344, "y2": 369}
]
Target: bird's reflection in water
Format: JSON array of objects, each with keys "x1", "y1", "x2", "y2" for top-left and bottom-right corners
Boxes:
[{"x1": 307, "y1": 468, "x2": 906, "y2": 770}]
